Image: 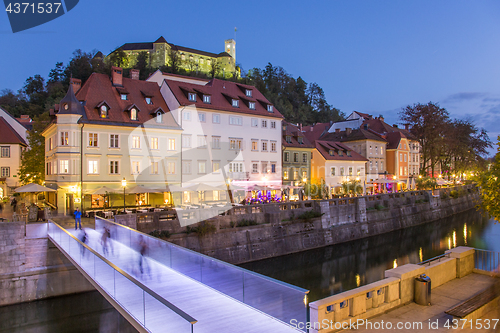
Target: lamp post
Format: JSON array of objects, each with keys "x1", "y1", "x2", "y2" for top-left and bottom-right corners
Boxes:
[{"x1": 122, "y1": 178, "x2": 127, "y2": 214}]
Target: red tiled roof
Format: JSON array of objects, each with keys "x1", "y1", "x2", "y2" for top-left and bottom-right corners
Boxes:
[
  {"x1": 363, "y1": 118, "x2": 417, "y2": 141},
  {"x1": 75, "y1": 73, "x2": 179, "y2": 127},
  {"x1": 0, "y1": 117, "x2": 27, "y2": 145},
  {"x1": 315, "y1": 140, "x2": 368, "y2": 162},
  {"x1": 321, "y1": 128, "x2": 386, "y2": 143},
  {"x1": 283, "y1": 122, "x2": 314, "y2": 148},
  {"x1": 385, "y1": 131, "x2": 406, "y2": 149},
  {"x1": 165, "y1": 78, "x2": 283, "y2": 118},
  {"x1": 303, "y1": 123, "x2": 331, "y2": 142}
]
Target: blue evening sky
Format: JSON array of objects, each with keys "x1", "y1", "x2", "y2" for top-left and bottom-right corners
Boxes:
[{"x1": 1, "y1": 0, "x2": 499, "y2": 154}]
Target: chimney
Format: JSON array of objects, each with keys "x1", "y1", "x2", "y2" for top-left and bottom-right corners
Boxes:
[
  {"x1": 393, "y1": 124, "x2": 398, "y2": 128},
  {"x1": 346, "y1": 128, "x2": 352, "y2": 135},
  {"x1": 299, "y1": 123, "x2": 303, "y2": 132},
  {"x1": 310, "y1": 126, "x2": 313, "y2": 132},
  {"x1": 70, "y1": 78, "x2": 82, "y2": 94},
  {"x1": 404, "y1": 123, "x2": 409, "y2": 130},
  {"x1": 111, "y1": 66, "x2": 123, "y2": 86},
  {"x1": 335, "y1": 128, "x2": 341, "y2": 133},
  {"x1": 130, "y1": 69, "x2": 140, "y2": 80},
  {"x1": 379, "y1": 116, "x2": 384, "y2": 121}
]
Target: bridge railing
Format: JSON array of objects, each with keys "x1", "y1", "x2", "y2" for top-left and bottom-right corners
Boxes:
[
  {"x1": 48, "y1": 221, "x2": 197, "y2": 333},
  {"x1": 96, "y1": 216, "x2": 309, "y2": 329},
  {"x1": 475, "y1": 249, "x2": 500, "y2": 273}
]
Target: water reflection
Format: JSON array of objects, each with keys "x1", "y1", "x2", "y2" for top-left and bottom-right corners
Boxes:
[
  {"x1": 241, "y1": 210, "x2": 496, "y2": 302},
  {"x1": 0, "y1": 291, "x2": 137, "y2": 333}
]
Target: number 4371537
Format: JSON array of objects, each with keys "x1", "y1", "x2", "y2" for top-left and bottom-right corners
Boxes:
[{"x1": 5, "y1": 3, "x2": 62, "y2": 14}]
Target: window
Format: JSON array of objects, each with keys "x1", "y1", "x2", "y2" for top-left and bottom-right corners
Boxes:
[
  {"x1": 357, "y1": 168, "x2": 361, "y2": 176},
  {"x1": 232, "y1": 99, "x2": 239, "y2": 107},
  {"x1": 370, "y1": 160, "x2": 373, "y2": 170},
  {"x1": 182, "y1": 160, "x2": 191, "y2": 174},
  {"x1": 262, "y1": 140, "x2": 268, "y2": 151},
  {"x1": 167, "y1": 162, "x2": 175, "y2": 174},
  {"x1": 46, "y1": 162, "x2": 50, "y2": 175},
  {"x1": 1, "y1": 167, "x2": 9, "y2": 177},
  {"x1": 145, "y1": 97, "x2": 152, "y2": 105},
  {"x1": 271, "y1": 163, "x2": 276, "y2": 173},
  {"x1": 197, "y1": 135, "x2": 207, "y2": 148},
  {"x1": 183, "y1": 112, "x2": 191, "y2": 121},
  {"x1": 203, "y1": 95, "x2": 211, "y2": 104},
  {"x1": 245, "y1": 89, "x2": 252, "y2": 97},
  {"x1": 284, "y1": 152, "x2": 290, "y2": 162},
  {"x1": 399, "y1": 166, "x2": 403, "y2": 175},
  {"x1": 230, "y1": 138, "x2": 243, "y2": 150},
  {"x1": 284, "y1": 170, "x2": 289, "y2": 180},
  {"x1": 212, "y1": 136, "x2": 220, "y2": 149},
  {"x1": 60, "y1": 132, "x2": 69, "y2": 146},
  {"x1": 329, "y1": 150, "x2": 334, "y2": 156},
  {"x1": 229, "y1": 116, "x2": 242, "y2": 125},
  {"x1": 303, "y1": 153, "x2": 307, "y2": 163},
  {"x1": 121, "y1": 94, "x2": 127, "y2": 100},
  {"x1": 212, "y1": 113, "x2": 220, "y2": 123},
  {"x1": 132, "y1": 161, "x2": 140, "y2": 174},
  {"x1": 198, "y1": 113, "x2": 206, "y2": 122},
  {"x1": 302, "y1": 170, "x2": 307, "y2": 180},
  {"x1": 400, "y1": 153, "x2": 403, "y2": 162},
  {"x1": 338, "y1": 150, "x2": 344, "y2": 157},
  {"x1": 286, "y1": 136, "x2": 292, "y2": 144},
  {"x1": 375, "y1": 146, "x2": 378, "y2": 155},
  {"x1": 156, "y1": 111, "x2": 162, "y2": 123},
  {"x1": 212, "y1": 161, "x2": 220, "y2": 173},
  {"x1": 229, "y1": 162, "x2": 243, "y2": 173},
  {"x1": 381, "y1": 161, "x2": 384, "y2": 170},
  {"x1": 294, "y1": 170, "x2": 299, "y2": 180},
  {"x1": 48, "y1": 137, "x2": 52, "y2": 150},
  {"x1": 331, "y1": 167, "x2": 336, "y2": 176},
  {"x1": 271, "y1": 121, "x2": 276, "y2": 129},
  {"x1": 100, "y1": 105, "x2": 108, "y2": 118},
  {"x1": 298, "y1": 137, "x2": 303, "y2": 144},
  {"x1": 267, "y1": 105, "x2": 274, "y2": 113},
  {"x1": 340, "y1": 167, "x2": 345, "y2": 176},
  {"x1": 150, "y1": 137, "x2": 158, "y2": 150},
  {"x1": 264, "y1": 162, "x2": 270, "y2": 174},
  {"x1": 188, "y1": 93, "x2": 196, "y2": 102},
  {"x1": 252, "y1": 140, "x2": 258, "y2": 151},
  {"x1": 293, "y1": 153, "x2": 298, "y2": 162},
  {"x1": 132, "y1": 136, "x2": 140, "y2": 149},
  {"x1": 348, "y1": 167, "x2": 353, "y2": 176},
  {"x1": 87, "y1": 160, "x2": 98, "y2": 174},
  {"x1": 369, "y1": 146, "x2": 372, "y2": 154},
  {"x1": 271, "y1": 141, "x2": 277, "y2": 152},
  {"x1": 375, "y1": 161, "x2": 378, "y2": 170},
  {"x1": 404, "y1": 167, "x2": 407, "y2": 175},
  {"x1": 151, "y1": 161, "x2": 159, "y2": 174},
  {"x1": 60, "y1": 160, "x2": 69, "y2": 174},
  {"x1": 252, "y1": 163, "x2": 258, "y2": 173},
  {"x1": 251, "y1": 118, "x2": 258, "y2": 127},
  {"x1": 130, "y1": 108, "x2": 138, "y2": 121},
  {"x1": 198, "y1": 161, "x2": 206, "y2": 174},
  {"x1": 262, "y1": 120, "x2": 267, "y2": 128},
  {"x1": 1, "y1": 147, "x2": 10, "y2": 158},
  {"x1": 110, "y1": 161, "x2": 119, "y2": 174},
  {"x1": 86, "y1": 133, "x2": 97, "y2": 147},
  {"x1": 110, "y1": 134, "x2": 119, "y2": 148},
  {"x1": 404, "y1": 154, "x2": 407, "y2": 162},
  {"x1": 182, "y1": 135, "x2": 191, "y2": 148},
  {"x1": 249, "y1": 102, "x2": 255, "y2": 110}
]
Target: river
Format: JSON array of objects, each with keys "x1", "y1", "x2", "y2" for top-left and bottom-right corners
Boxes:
[{"x1": 0, "y1": 209, "x2": 497, "y2": 332}]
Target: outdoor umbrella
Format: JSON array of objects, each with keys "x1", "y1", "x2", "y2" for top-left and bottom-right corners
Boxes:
[
  {"x1": 126, "y1": 185, "x2": 160, "y2": 194},
  {"x1": 86, "y1": 186, "x2": 116, "y2": 195},
  {"x1": 15, "y1": 183, "x2": 56, "y2": 193},
  {"x1": 184, "y1": 183, "x2": 220, "y2": 192},
  {"x1": 406, "y1": 178, "x2": 411, "y2": 190}
]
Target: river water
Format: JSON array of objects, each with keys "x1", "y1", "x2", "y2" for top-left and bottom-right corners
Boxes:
[{"x1": 0, "y1": 209, "x2": 497, "y2": 332}]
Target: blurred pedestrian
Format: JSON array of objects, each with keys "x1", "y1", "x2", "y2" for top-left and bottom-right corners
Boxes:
[
  {"x1": 138, "y1": 235, "x2": 149, "y2": 276},
  {"x1": 74, "y1": 208, "x2": 82, "y2": 230},
  {"x1": 101, "y1": 227, "x2": 109, "y2": 256},
  {"x1": 80, "y1": 230, "x2": 88, "y2": 257}
]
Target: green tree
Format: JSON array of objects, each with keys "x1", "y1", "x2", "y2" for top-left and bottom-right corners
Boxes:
[
  {"x1": 168, "y1": 48, "x2": 181, "y2": 74},
  {"x1": 474, "y1": 136, "x2": 500, "y2": 221},
  {"x1": 18, "y1": 113, "x2": 50, "y2": 185},
  {"x1": 108, "y1": 48, "x2": 129, "y2": 68}
]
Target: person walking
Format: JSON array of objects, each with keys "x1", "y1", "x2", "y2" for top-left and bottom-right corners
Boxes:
[
  {"x1": 101, "y1": 227, "x2": 109, "y2": 256},
  {"x1": 80, "y1": 230, "x2": 88, "y2": 257},
  {"x1": 11, "y1": 197, "x2": 17, "y2": 213},
  {"x1": 74, "y1": 208, "x2": 82, "y2": 230}
]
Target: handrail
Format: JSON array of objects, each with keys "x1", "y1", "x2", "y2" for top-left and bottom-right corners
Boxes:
[
  {"x1": 96, "y1": 216, "x2": 309, "y2": 294},
  {"x1": 418, "y1": 253, "x2": 450, "y2": 266},
  {"x1": 48, "y1": 220, "x2": 197, "y2": 325}
]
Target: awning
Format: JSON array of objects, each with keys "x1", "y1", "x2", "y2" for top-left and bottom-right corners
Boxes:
[{"x1": 15, "y1": 183, "x2": 56, "y2": 193}]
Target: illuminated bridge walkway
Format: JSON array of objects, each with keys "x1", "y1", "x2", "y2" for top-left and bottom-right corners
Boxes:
[{"x1": 48, "y1": 217, "x2": 308, "y2": 333}]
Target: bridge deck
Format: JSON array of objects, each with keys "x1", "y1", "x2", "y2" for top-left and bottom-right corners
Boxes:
[{"x1": 56, "y1": 227, "x2": 300, "y2": 333}]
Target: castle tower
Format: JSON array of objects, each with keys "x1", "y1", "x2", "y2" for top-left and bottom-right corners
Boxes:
[{"x1": 224, "y1": 39, "x2": 236, "y2": 62}]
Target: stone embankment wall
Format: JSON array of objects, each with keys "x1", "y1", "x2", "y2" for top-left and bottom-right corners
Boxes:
[
  {"x1": 0, "y1": 223, "x2": 94, "y2": 306},
  {"x1": 136, "y1": 185, "x2": 478, "y2": 265}
]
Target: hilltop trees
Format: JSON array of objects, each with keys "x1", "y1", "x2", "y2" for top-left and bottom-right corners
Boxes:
[{"x1": 474, "y1": 136, "x2": 500, "y2": 221}]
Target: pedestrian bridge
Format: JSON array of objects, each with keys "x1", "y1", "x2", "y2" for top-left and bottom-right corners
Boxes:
[{"x1": 47, "y1": 217, "x2": 308, "y2": 333}]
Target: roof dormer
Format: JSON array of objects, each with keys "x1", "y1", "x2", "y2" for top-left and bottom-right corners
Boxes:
[
  {"x1": 125, "y1": 104, "x2": 140, "y2": 121},
  {"x1": 96, "y1": 101, "x2": 111, "y2": 119}
]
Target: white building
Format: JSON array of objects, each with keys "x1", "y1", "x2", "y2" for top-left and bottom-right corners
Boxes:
[{"x1": 148, "y1": 72, "x2": 284, "y2": 189}]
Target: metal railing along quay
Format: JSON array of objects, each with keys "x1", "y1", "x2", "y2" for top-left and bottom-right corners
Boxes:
[
  {"x1": 474, "y1": 249, "x2": 500, "y2": 273},
  {"x1": 95, "y1": 216, "x2": 309, "y2": 329},
  {"x1": 48, "y1": 221, "x2": 197, "y2": 333}
]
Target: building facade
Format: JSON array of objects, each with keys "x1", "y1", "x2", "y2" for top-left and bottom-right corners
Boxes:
[
  {"x1": 43, "y1": 68, "x2": 182, "y2": 214},
  {"x1": 282, "y1": 122, "x2": 314, "y2": 186}
]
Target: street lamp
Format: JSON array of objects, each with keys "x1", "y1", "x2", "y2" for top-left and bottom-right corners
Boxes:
[{"x1": 122, "y1": 177, "x2": 127, "y2": 213}]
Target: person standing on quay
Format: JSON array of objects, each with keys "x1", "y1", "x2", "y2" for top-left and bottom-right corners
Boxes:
[{"x1": 74, "y1": 208, "x2": 82, "y2": 230}]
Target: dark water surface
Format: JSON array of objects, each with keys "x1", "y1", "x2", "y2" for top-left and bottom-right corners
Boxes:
[
  {"x1": 241, "y1": 209, "x2": 500, "y2": 302},
  {"x1": 1, "y1": 209, "x2": 497, "y2": 332}
]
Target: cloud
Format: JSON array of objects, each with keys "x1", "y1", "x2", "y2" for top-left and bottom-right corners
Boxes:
[{"x1": 442, "y1": 92, "x2": 486, "y2": 103}]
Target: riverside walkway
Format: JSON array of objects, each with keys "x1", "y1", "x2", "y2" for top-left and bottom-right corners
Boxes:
[{"x1": 47, "y1": 217, "x2": 307, "y2": 333}]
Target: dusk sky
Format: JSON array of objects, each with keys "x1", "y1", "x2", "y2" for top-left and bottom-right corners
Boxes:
[{"x1": 1, "y1": 0, "x2": 499, "y2": 154}]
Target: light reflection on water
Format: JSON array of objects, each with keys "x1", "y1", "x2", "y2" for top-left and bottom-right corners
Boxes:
[{"x1": 241, "y1": 209, "x2": 498, "y2": 302}]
